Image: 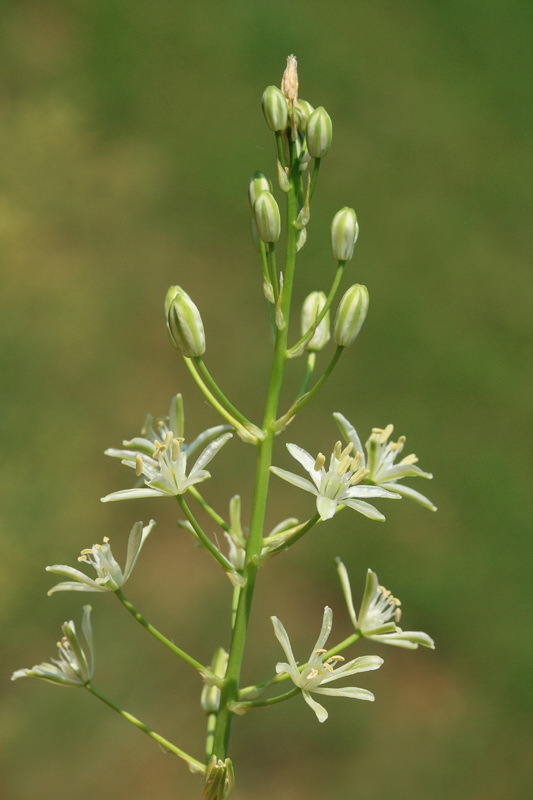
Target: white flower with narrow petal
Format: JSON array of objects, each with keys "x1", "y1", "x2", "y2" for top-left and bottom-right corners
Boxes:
[
  {"x1": 334, "y1": 413, "x2": 436, "y2": 511},
  {"x1": 46, "y1": 520, "x2": 156, "y2": 594},
  {"x1": 336, "y1": 559, "x2": 435, "y2": 650},
  {"x1": 270, "y1": 440, "x2": 400, "y2": 522},
  {"x1": 102, "y1": 429, "x2": 233, "y2": 502},
  {"x1": 105, "y1": 393, "x2": 231, "y2": 463},
  {"x1": 12, "y1": 606, "x2": 95, "y2": 687},
  {"x1": 271, "y1": 607, "x2": 383, "y2": 722}
]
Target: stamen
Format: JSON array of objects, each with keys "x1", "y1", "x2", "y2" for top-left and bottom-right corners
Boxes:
[
  {"x1": 314, "y1": 649, "x2": 327, "y2": 654},
  {"x1": 135, "y1": 454, "x2": 143, "y2": 476},
  {"x1": 327, "y1": 655, "x2": 345, "y2": 663},
  {"x1": 307, "y1": 668, "x2": 319, "y2": 680},
  {"x1": 164, "y1": 430, "x2": 174, "y2": 448},
  {"x1": 171, "y1": 438, "x2": 181, "y2": 461},
  {"x1": 351, "y1": 451, "x2": 362, "y2": 469},
  {"x1": 350, "y1": 467, "x2": 369, "y2": 485},
  {"x1": 340, "y1": 442, "x2": 354, "y2": 459},
  {"x1": 77, "y1": 555, "x2": 88, "y2": 562},
  {"x1": 333, "y1": 441, "x2": 342, "y2": 460},
  {"x1": 314, "y1": 453, "x2": 326, "y2": 471},
  {"x1": 336, "y1": 455, "x2": 351, "y2": 475},
  {"x1": 394, "y1": 608, "x2": 402, "y2": 623},
  {"x1": 400, "y1": 454, "x2": 418, "y2": 465},
  {"x1": 80, "y1": 548, "x2": 93, "y2": 555},
  {"x1": 103, "y1": 536, "x2": 110, "y2": 543},
  {"x1": 378, "y1": 424, "x2": 394, "y2": 444},
  {"x1": 324, "y1": 662, "x2": 334, "y2": 673}
]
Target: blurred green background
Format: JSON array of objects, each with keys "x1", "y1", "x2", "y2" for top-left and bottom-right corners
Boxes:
[{"x1": 1, "y1": 1, "x2": 531, "y2": 798}]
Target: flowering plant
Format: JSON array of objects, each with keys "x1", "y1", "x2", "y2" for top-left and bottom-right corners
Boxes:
[{"x1": 13, "y1": 56, "x2": 436, "y2": 799}]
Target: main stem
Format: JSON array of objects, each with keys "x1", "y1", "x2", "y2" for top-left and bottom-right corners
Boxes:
[{"x1": 211, "y1": 181, "x2": 299, "y2": 760}]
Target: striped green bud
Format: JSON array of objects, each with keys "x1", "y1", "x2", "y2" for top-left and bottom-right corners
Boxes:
[
  {"x1": 165, "y1": 285, "x2": 206, "y2": 357},
  {"x1": 306, "y1": 106, "x2": 333, "y2": 158},
  {"x1": 253, "y1": 191, "x2": 281, "y2": 243},
  {"x1": 331, "y1": 207, "x2": 359, "y2": 262},
  {"x1": 248, "y1": 171, "x2": 272, "y2": 209},
  {"x1": 301, "y1": 291, "x2": 330, "y2": 352},
  {"x1": 262, "y1": 86, "x2": 288, "y2": 132},
  {"x1": 334, "y1": 284, "x2": 369, "y2": 347},
  {"x1": 296, "y1": 99, "x2": 315, "y2": 132}
]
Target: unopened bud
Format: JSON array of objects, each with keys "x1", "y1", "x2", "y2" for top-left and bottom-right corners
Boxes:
[
  {"x1": 262, "y1": 86, "x2": 288, "y2": 132},
  {"x1": 331, "y1": 207, "x2": 359, "y2": 262},
  {"x1": 306, "y1": 106, "x2": 333, "y2": 158},
  {"x1": 301, "y1": 291, "x2": 330, "y2": 352},
  {"x1": 165, "y1": 285, "x2": 206, "y2": 357},
  {"x1": 253, "y1": 191, "x2": 281, "y2": 243},
  {"x1": 334, "y1": 284, "x2": 369, "y2": 347},
  {"x1": 248, "y1": 171, "x2": 272, "y2": 209},
  {"x1": 296, "y1": 99, "x2": 315, "y2": 132}
]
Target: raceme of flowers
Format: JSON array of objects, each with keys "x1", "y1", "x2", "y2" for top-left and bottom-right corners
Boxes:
[
  {"x1": 271, "y1": 606, "x2": 383, "y2": 722},
  {"x1": 270, "y1": 439, "x2": 400, "y2": 521},
  {"x1": 334, "y1": 413, "x2": 436, "y2": 511},
  {"x1": 46, "y1": 520, "x2": 156, "y2": 594},
  {"x1": 336, "y1": 559, "x2": 435, "y2": 649}
]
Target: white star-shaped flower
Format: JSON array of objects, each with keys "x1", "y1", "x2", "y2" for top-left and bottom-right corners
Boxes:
[
  {"x1": 270, "y1": 441, "x2": 400, "y2": 521},
  {"x1": 334, "y1": 413, "x2": 436, "y2": 511},
  {"x1": 46, "y1": 520, "x2": 156, "y2": 594},
  {"x1": 12, "y1": 606, "x2": 95, "y2": 687},
  {"x1": 271, "y1": 606, "x2": 383, "y2": 722},
  {"x1": 336, "y1": 559, "x2": 435, "y2": 650}
]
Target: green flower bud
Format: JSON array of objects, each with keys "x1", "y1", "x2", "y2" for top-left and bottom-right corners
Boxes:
[
  {"x1": 253, "y1": 191, "x2": 281, "y2": 243},
  {"x1": 331, "y1": 207, "x2": 359, "y2": 262},
  {"x1": 248, "y1": 171, "x2": 272, "y2": 209},
  {"x1": 301, "y1": 291, "x2": 330, "y2": 352},
  {"x1": 306, "y1": 106, "x2": 332, "y2": 158},
  {"x1": 262, "y1": 86, "x2": 288, "y2": 132},
  {"x1": 165, "y1": 285, "x2": 206, "y2": 357},
  {"x1": 334, "y1": 284, "x2": 369, "y2": 347},
  {"x1": 296, "y1": 99, "x2": 315, "y2": 132}
]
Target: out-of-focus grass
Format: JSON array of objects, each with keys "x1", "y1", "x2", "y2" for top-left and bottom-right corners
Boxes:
[{"x1": 1, "y1": 2, "x2": 531, "y2": 799}]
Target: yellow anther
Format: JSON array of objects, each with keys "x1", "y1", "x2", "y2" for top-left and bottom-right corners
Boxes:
[
  {"x1": 394, "y1": 608, "x2": 402, "y2": 623},
  {"x1": 351, "y1": 451, "x2": 362, "y2": 469},
  {"x1": 314, "y1": 453, "x2": 326, "y2": 471},
  {"x1": 400, "y1": 454, "x2": 418, "y2": 465},
  {"x1": 164, "y1": 430, "x2": 174, "y2": 448},
  {"x1": 171, "y1": 438, "x2": 181, "y2": 461},
  {"x1": 340, "y1": 442, "x2": 354, "y2": 459},
  {"x1": 135, "y1": 454, "x2": 144, "y2": 476},
  {"x1": 93, "y1": 543, "x2": 102, "y2": 550},
  {"x1": 77, "y1": 555, "x2": 88, "y2": 562},
  {"x1": 336, "y1": 455, "x2": 351, "y2": 475},
  {"x1": 324, "y1": 662, "x2": 334, "y2": 673},
  {"x1": 378, "y1": 424, "x2": 394, "y2": 444},
  {"x1": 327, "y1": 655, "x2": 345, "y2": 664},
  {"x1": 103, "y1": 536, "x2": 110, "y2": 543},
  {"x1": 80, "y1": 548, "x2": 93, "y2": 555},
  {"x1": 350, "y1": 467, "x2": 369, "y2": 485},
  {"x1": 314, "y1": 649, "x2": 328, "y2": 654},
  {"x1": 333, "y1": 441, "x2": 343, "y2": 459},
  {"x1": 307, "y1": 668, "x2": 319, "y2": 680}
]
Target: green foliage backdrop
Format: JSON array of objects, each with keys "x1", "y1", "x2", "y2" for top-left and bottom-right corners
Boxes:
[{"x1": 1, "y1": 1, "x2": 530, "y2": 798}]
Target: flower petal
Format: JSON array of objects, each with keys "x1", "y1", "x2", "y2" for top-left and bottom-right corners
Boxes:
[
  {"x1": 301, "y1": 690, "x2": 329, "y2": 722},
  {"x1": 345, "y1": 485, "x2": 400, "y2": 500},
  {"x1": 316, "y1": 495, "x2": 337, "y2": 520},
  {"x1": 45, "y1": 565, "x2": 103, "y2": 592},
  {"x1": 333, "y1": 413, "x2": 365, "y2": 465},
  {"x1": 191, "y1": 432, "x2": 233, "y2": 474},
  {"x1": 286, "y1": 443, "x2": 317, "y2": 478},
  {"x1": 342, "y1": 498, "x2": 386, "y2": 521},
  {"x1": 380, "y1": 482, "x2": 436, "y2": 511},
  {"x1": 320, "y1": 654, "x2": 383, "y2": 683},
  {"x1": 101, "y1": 488, "x2": 165, "y2": 502},
  {"x1": 335, "y1": 558, "x2": 358, "y2": 628},
  {"x1": 270, "y1": 617, "x2": 299, "y2": 676},
  {"x1": 312, "y1": 607, "x2": 333, "y2": 653},
  {"x1": 124, "y1": 519, "x2": 156, "y2": 581},
  {"x1": 313, "y1": 686, "x2": 375, "y2": 702},
  {"x1": 269, "y1": 467, "x2": 318, "y2": 495}
]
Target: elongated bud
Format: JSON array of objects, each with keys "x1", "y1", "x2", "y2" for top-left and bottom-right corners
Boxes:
[
  {"x1": 334, "y1": 284, "x2": 369, "y2": 346},
  {"x1": 248, "y1": 171, "x2": 272, "y2": 209},
  {"x1": 306, "y1": 106, "x2": 333, "y2": 158},
  {"x1": 262, "y1": 86, "x2": 288, "y2": 132},
  {"x1": 253, "y1": 191, "x2": 281, "y2": 243},
  {"x1": 331, "y1": 207, "x2": 359, "y2": 261},
  {"x1": 296, "y1": 99, "x2": 315, "y2": 132},
  {"x1": 301, "y1": 291, "x2": 330, "y2": 352},
  {"x1": 201, "y1": 648, "x2": 228, "y2": 714},
  {"x1": 165, "y1": 285, "x2": 206, "y2": 357},
  {"x1": 202, "y1": 756, "x2": 235, "y2": 800}
]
